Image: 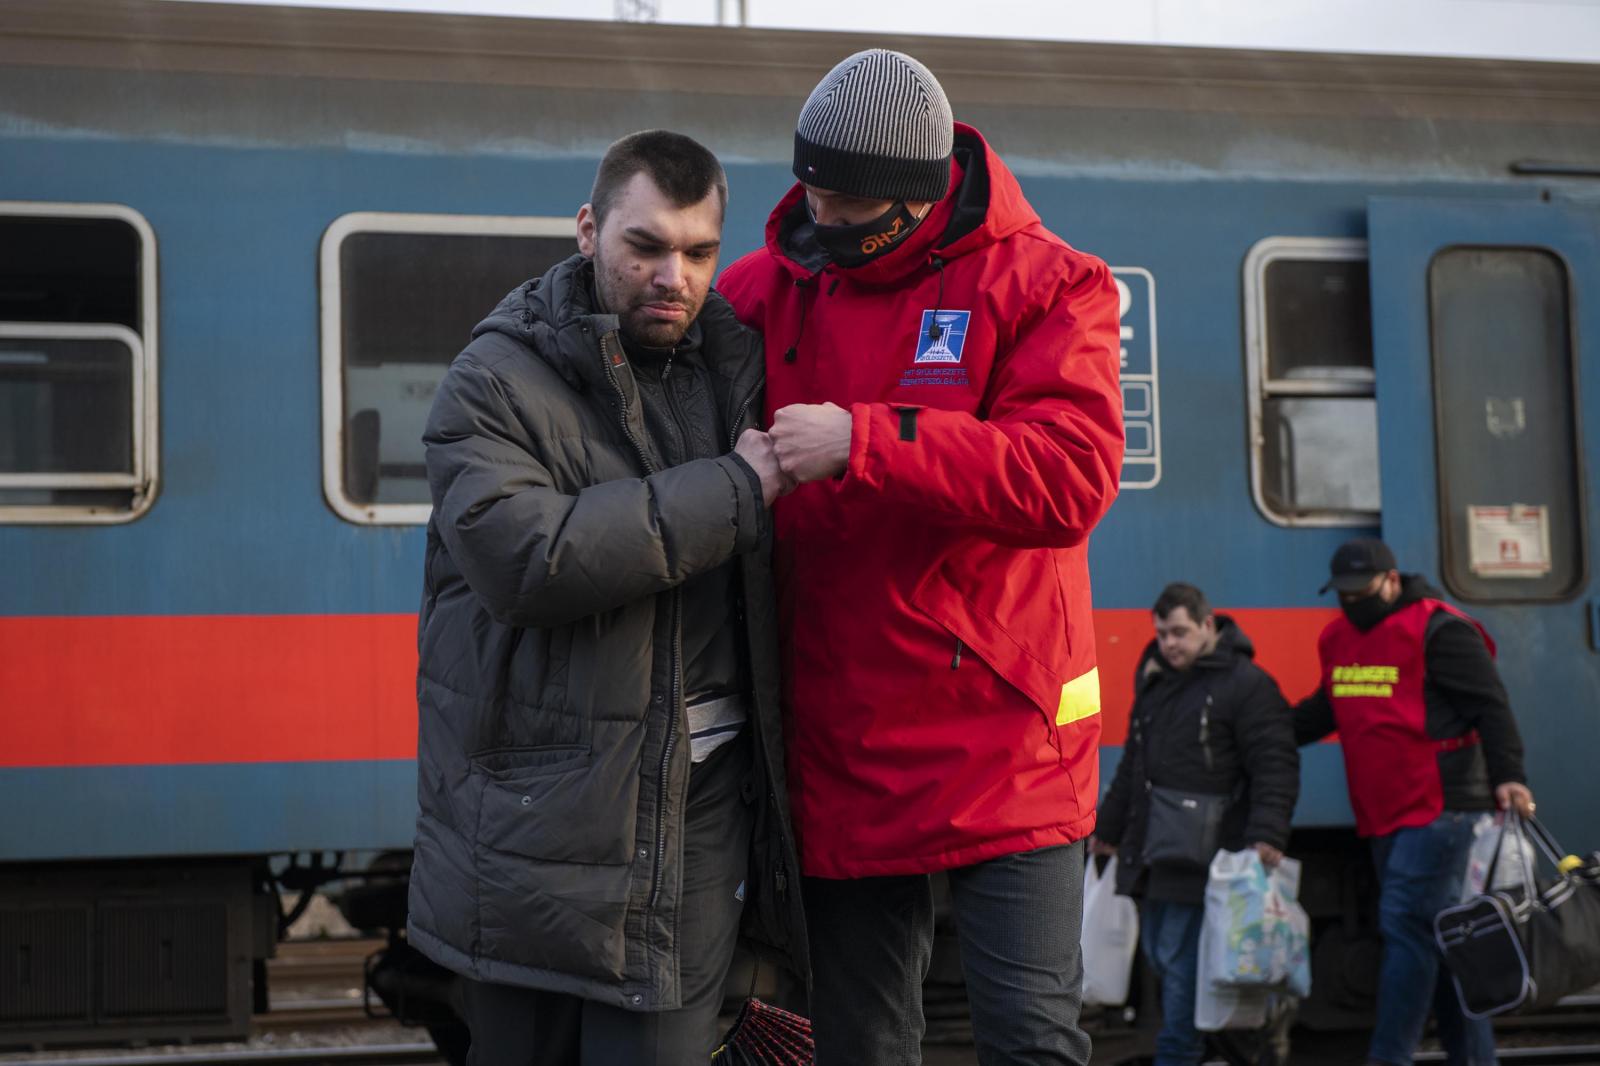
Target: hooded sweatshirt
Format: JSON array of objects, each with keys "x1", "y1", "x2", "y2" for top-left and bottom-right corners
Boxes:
[{"x1": 717, "y1": 124, "x2": 1124, "y2": 877}]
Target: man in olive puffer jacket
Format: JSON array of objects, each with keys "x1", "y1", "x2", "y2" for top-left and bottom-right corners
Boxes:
[{"x1": 409, "y1": 130, "x2": 807, "y2": 1066}]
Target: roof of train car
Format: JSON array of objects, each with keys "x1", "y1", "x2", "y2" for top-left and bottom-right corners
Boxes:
[
  {"x1": 6, "y1": 0, "x2": 1600, "y2": 119},
  {"x1": 2, "y1": 1, "x2": 1598, "y2": 180}
]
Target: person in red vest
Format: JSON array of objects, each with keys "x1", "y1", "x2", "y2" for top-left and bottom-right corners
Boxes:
[
  {"x1": 1295, "y1": 537, "x2": 1535, "y2": 1066},
  {"x1": 716, "y1": 48, "x2": 1123, "y2": 1066}
]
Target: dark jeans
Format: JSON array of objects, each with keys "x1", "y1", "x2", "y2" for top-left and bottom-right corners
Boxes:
[
  {"x1": 460, "y1": 733, "x2": 754, "y2": 1066},
  {"x1": 1369, "y1": 811, "x2": 1498, "y2": 1066},
  {"x1": 804, "y1": 841, "x2": 1092, "y2": 1066},
  {"x1": 1140, "y1": 899, "x2": 1206, "y2": 1066}
]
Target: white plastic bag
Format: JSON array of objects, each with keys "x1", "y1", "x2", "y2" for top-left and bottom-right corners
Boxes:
[
  {"x1": 1195, "y1": 974, "x2": 1271, "y2": 1031},
  {"x1": 1462, "y1": 812, "x2": 1539, "y2": 901},
  {"x1": 1195, "y1": 849, "x2": 1312, "y2": 1031},
  {"x1": 1080, "y1": 855, "x2": 1139, "y2": 1006}
]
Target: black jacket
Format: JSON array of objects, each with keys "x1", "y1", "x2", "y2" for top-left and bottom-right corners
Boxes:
[
  {"x1": 1097, "y1": 616, "x2": 1300, "y2": 902},
  {"x1": 1293, "y1": 574, "x2": 1526, "y2": 811},
  {"x1": 408, "y1": 254, "x2": 806, "y2": 1010}
]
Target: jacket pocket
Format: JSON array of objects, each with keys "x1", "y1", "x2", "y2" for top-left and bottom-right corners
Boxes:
[
  {"x1": 910, "y1": 550, "x2": 1102, "y2": 770},
  {"x1": 472, "y1": 744, "x2": 635, "y2": 865}
]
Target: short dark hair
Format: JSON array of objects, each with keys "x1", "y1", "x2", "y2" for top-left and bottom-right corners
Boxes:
[
  {"x1": 590, "y1": 130, "x2": 728, "y2": 230},
  {"x1": 1153, "y1": 582, "x2": 1212, "y2": 623}
]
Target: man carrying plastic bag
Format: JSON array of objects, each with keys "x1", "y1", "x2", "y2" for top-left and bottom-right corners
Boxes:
[
  {"x1": 1195, "y1": 848, "x2": 1311, "y2": 1034},
  {"x1": 1092, "y1": 584, "x2": 1299, "y2": 1065}
]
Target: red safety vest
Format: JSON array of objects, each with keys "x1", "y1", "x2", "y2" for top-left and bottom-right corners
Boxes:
[{"x1": 1318, "y1": 599, "x2": 1494, "y2": 838}]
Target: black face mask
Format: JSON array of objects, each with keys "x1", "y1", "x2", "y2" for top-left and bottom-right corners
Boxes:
[
  {"x1": 809, "y1": 200, "x2": 921, "y2": 267},
  {"x1": 1341, "y1": 591, "x2": 1392, "y2": 632}
]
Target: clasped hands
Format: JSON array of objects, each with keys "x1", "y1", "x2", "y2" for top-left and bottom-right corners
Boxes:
[{"x1": 734, "y1": 402, "x2": 852, "y2": 506}]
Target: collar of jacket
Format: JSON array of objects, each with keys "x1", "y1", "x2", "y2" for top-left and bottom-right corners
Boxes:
[
  {"x1": 473, "y1": 252, "x2": 760, "y2": 402},
  {"x1": 1136, "y1": 614, "x2": 1258, "y2": 690},
  {"x1": 764, "y1": 123, "x2": 1042, "y2": 288}
]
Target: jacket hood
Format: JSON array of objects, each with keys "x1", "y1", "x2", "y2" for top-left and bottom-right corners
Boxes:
[
  {"x1": 1137, "y1": 613, "x2": 1257, "y2": 686},
  {"x1": 1396, "y1": 572, "x2": 1446, "y2": 607},
  {"x1": 763, "y1": 123, "x2": 1042, "y2": 286},
  {"x1": 471, "y1": 253, "x2": 613, "y2": 391}
]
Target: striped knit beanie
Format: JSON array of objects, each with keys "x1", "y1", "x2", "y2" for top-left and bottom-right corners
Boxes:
[{"x1": 793, "y1": 49, "x2": 954, "y2": 203}]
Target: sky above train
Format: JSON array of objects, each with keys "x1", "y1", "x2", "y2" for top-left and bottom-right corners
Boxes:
[{"x1": 163, "y1": 0, "x2": 1600, "y2": 62}]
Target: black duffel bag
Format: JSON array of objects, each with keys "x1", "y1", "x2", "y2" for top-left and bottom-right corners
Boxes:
[{"x1": 1433, "y1": 812, "x2": 1600, "y2": 1018}]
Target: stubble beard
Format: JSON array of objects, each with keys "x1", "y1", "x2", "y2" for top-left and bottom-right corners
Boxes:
[{"x1": 593, "y1": 250, "x2": 698, "y2": 349}]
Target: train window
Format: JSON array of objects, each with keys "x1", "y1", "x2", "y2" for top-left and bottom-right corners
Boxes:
[
  {"x1": 320, "y1": 213, "x2": 575, "y2": 525},
  {"x1": 0, "y1": 205, "x2": 158, "y2": 524},
  {"x1": 1244, "y1": 237, "x2": 1379, "y2": 527},
  {"x1": 1430, "y1": 247, "x2": 1585, "y2": 601}
]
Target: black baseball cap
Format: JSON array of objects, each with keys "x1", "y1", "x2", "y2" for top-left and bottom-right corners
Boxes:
[{"x1": 1320, "y1": 537, "x2": 1398, "y2": 594}]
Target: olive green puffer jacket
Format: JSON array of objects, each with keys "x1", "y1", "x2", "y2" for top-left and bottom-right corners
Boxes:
[{"x1": 408, "y1": 253, "x2": 806, "y2": 1011}]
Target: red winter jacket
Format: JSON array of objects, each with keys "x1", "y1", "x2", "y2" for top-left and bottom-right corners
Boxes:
[{"x1": 717, "y1": 124, "x2": 1124, "y2": 877}]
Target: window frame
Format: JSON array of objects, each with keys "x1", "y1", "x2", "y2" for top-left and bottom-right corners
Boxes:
[
  {"x1": 319, "y1": 211, "x2": 577, "y2": 526},
  {"x1": 0, "y1": 201, "x2": 159, "y2": 525},
  {"x1": 1243, "y1": 235, "x2": 1376, "y2": 528}
]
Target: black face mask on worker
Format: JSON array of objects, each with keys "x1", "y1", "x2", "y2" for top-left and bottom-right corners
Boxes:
[
  {"x1": 1341, "y1": 591, "x2": 1392, "y2": 632},
  {"x1": 810, "y1": 200, "x2": 921, "y2": 267}
]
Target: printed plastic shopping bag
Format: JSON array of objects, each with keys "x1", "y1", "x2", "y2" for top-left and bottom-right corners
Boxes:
[
  {"x1": 1194, "y1": 973, "x2": 1271, "y2": 1032},
  {"x1": 1199, "y1": 849, "x2": 1312, "y2": 998},
  {"x1": 1081, "y1": 855, "x2": 1139, "y2": 1006}
]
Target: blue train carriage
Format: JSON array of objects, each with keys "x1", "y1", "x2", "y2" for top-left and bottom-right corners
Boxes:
[{"x1": 1, "y1": 0, "x2": 1597, "y2": 1052}]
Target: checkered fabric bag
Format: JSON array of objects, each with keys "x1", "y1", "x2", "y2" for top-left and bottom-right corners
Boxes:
[{"x1": 711, "y1": 997, "x2": 814, "y2": 1066}]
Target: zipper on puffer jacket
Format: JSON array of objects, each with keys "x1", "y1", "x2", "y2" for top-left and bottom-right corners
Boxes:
[
  {"x1": 598, "y1": 331, "x2": 658, "y2": 478},
  {"x1": 951, "y1": 638, "x2": 963, "y2": 669},
  {"x1": 648, "y1": 593, "x2": 684, "y2": 911},
  {"x1": 727, "y1": 385, "x2": 760, "y2": 449},
  {"x1": 597, "y1": 329, "x2": 683, "y2": 916}
]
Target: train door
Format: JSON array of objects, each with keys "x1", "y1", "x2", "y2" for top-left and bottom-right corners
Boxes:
[{"x1": 1367, "y1": 196, "x2": 1600, "y2": 853}]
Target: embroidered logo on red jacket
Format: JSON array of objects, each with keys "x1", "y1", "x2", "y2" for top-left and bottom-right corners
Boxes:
[{"x1": 914, "y1": 310, "x2": 970, "y2": 364}]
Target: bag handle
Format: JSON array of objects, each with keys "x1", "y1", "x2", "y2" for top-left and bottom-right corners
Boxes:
[
  {"x1": 1482, "y1": 808, "x2": 1569, "y2": 902},
  {"x1": 1522, "y1": 813, "x2": 1567, "y2": 867}
]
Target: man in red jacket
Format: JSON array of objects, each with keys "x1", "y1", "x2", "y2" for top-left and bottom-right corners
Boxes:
[{"x1": 717, "y1": 49, "x2": 1124, "y2": 1066}]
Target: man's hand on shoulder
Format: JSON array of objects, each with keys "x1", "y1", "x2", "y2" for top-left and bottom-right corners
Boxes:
[
  {"x1": 734, "y1": 429, "x2": 797, "y2": 507},
  {"x1": 1495, "y1": 781, "x2": 1536, "y2": 818},
  {"x1": 770, "y1": 402, "x2": 852, "y2": 483},
  {"x1": 1254, "y1": 842, "x2": 1284, "y2": 868}
]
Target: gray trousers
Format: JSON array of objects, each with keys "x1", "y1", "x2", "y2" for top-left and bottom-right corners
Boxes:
[
  {"x1": 460, "y1": 733, "x2": 753, "y2": 1066},
  {"x1": 804, "y1": 841, "x2": 1092, "y2": 1066}
]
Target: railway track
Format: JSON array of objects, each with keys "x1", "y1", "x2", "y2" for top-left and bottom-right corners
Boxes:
[
  {"x1": 24, "y1": 938, "x2": 1594, "y2": 1066},
  {"x1": 1418, "y1": 1046, "x2": 1600, "y2": 1065},
  {"x1": 4, "y1": 1046, "x2": 441, "y2": 1066},
  {"x1": 267, "y1": 939, "x2": 381, "y2": 991},
  {"x1": 259, "y1": 939, "x2": 385, "y2": 1033},
  {"x1": 254, "y1": 1001, "x2": 372, "y2": 1034}
]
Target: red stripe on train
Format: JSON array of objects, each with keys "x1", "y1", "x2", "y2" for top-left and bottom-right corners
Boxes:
[
  {"x1": 0, "y1": 614, "x2": 419, "y2": 768},
  {"x1": 0, "y1": 608, "x2": 1336, "y2": 769}
]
